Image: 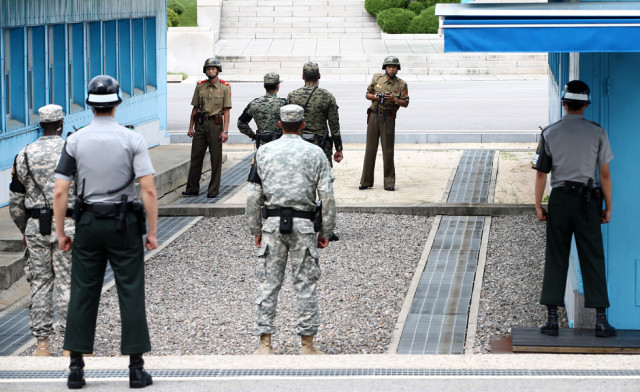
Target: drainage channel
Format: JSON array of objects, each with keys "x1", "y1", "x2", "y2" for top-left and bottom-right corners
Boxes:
[
  {"x1": 1, "y1": 368, "x2": 639, "y2": 380},
  {"x1": 0, "y1": 153, "x2": 254, "y2": 356},
  {"x1": 398, "y1": 150, "x2": 494, "y2": 354}
]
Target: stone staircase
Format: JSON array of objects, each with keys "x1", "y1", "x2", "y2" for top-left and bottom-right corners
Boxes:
[{"x1": 213, "y1": 0, "x2": 548, "y2": 81}]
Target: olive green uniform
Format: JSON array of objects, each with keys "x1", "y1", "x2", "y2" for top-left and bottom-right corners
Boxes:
[
  {"x1": 360, "y1": 73, "x2": 409, "y2": 189},
  {"x1": 186, "y1": 78, "x2": 232, "y2": 195}
]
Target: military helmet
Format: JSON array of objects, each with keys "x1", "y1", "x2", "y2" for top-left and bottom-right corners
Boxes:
[
  {"x1": 382, "y1": 56, "x2": 401, "y2": 70},
  {"x1": 203, "y1": 58, "x2": 222, "y2": 73},
  {"x1": 86, "y1": 75, "x2": 123, "y2": 108},
  {"x1": 561, "y1": 80, "x2": 590, "y2": 104}
]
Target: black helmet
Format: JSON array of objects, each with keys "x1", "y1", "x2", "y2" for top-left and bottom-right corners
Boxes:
[
  {"x1": 86, "y1": 75, "x2": 122, "y2": 107},
  {"x1": 203, "y1": 58, "x2": 222, "y2": 73},
  {"x1": 561, "y1": 80, "x2": 591, "y2": 104},
  {"x1": 382, "y1": 56, "x2": 401, "y2": 71}
]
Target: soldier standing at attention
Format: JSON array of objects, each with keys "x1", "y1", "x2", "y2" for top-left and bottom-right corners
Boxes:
[
  {"x1": 182, "y1": 58, "x2": 232, "y2": 198},
  {"x1": 238, "y1": 72, "x2": 287, "y2": 148},
  {"x1": 246, "y1": 104, "x2": 336, "y2": 356},
  {"x1": 53, "y1": 75, "x2": 158, "y2": 389},
  {"x1": 9, "y1": 104, "x2": 76, "y2": 357},
  {"x1": 359, "y1": 56, "x2": 409, "y2": 192},
  {"x1": 532, "y1": 80, "x2": 616, "y2": 338}
]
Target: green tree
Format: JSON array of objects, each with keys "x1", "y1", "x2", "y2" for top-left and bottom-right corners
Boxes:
[
  {"x1": 407, "y1": 7, "x2": 439, "y2": 34},
  {"x1": 377, "y1": 8, "x2": 416, "y2": 34},
  {"x1": 167, "y1": 8, "x2": 180, "y2": 27},
  {"x1": 365, "y1": 0, "x2": 408, "y2": 16}
]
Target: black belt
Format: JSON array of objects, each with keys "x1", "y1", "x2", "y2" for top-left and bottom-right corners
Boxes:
[
  {"x1": 83, "y1": 202, "x2": 136, "y2": 218},
  {"x1": 28, "y1": 208, "x2": 73, "y2": 218},
  {"x1": 264, "y1": 208, "x2": 315, "y2": 220},
  {"x1": 205, "y1": 114, "x2": 223, "y2": 120},
  {"x1": 556, "y1": 181, "x2": 593, "y2": 195}
]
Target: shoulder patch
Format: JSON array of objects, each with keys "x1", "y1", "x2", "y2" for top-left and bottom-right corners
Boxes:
[
  {"x1": 197, "y1": 79, "x2": 207, "y2": 85},
  {"x1": 220, "y1": 79, "x2": 230, "y2": 86}
]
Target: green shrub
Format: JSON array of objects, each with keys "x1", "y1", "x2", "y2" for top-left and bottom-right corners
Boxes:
[
  {"x1": 365, "y1": 0, "x2": 408, "y2": 16},
  {"x1": 377, "y1": 8, "x2": 416, "y2": 34},
  {"x1": 408, "y1": 1, "x2": 426, "y2": 14},
  {"x1": 407, "y1": 6, "x2": 439, "y2": 34},
  {"x1": 167, "y1": 8, "x2": 180, "y2": 27},
  {"x1": 168, "y1": 0, "x2": 184, "y2": 15},
  {"x1": 425, "y1": 0, "x2": 460, "y2": 9}
]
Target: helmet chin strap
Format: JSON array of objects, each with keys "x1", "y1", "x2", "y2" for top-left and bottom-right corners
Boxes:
[{"x1": 386, "y1": 72, "x2": 397, "y2": 78}]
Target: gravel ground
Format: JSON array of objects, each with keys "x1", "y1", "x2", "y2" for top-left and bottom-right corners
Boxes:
[
  {"x1": 473, "y1": 215, "x2": 568, "y2": 353},
  {"x1": 27, "y1": 213, "x2": 432, "y2": 356}
]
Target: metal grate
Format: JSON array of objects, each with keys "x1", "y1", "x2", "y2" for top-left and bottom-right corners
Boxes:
[
  {"x1": 1, "y1": 368, "x2": 640, "y2": 380},
  {"x1": 447, "y1": 150, "x2": 494, "y2": 203}
]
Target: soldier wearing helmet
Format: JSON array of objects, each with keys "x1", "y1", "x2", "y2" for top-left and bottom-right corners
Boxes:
[
  {"x1": 532, "y1": 80, "x2": 616, "y2": 339},
  {"x1": 54, "y1": 75, "x2": 157, "y2": 388},
  {"x1": 9, "y1": 104, "x2": 76, "y2": 357},
  {"x1": 359, "y1": 56, "x2": 409, "y2": 192},
  {"x1": 183, "y1": 57, "x2": 232, "y2": 198}
]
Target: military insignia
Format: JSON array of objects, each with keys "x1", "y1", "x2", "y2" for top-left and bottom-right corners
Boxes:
[
  {"x1": 197, "y1": 79, "x2": 207, "y2": 85},
  {"x1": 220, "y1": 79, "x2": 230, "y2": 86},
  {"x1": 403, "y1": 90, "x2": 408, "y2": 95}
]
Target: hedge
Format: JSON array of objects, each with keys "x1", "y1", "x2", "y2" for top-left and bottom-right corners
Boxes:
[
  {"x1": 167, "y1": 8, "x2": 180, "y2": 27},
  {"x1": 407, "y1": 6, "x2": 438, "y2": 34},
  {"x1": 376, "y1": 8, "x2": 416, "y2": 34},
  {"x1": 408, "y1": 1, "x2": 426, "y2": 14},
  {"x1": 365, "y1": 0, "x2": 408, "y2": 17},
  {"x1": 425, "y1": 0, "x2": 460, "y2": 9}
]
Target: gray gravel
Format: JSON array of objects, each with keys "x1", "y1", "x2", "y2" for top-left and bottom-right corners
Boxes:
[
  {"x1": 473, "y1": 215, "x2": 568, "y2": 353},
  {"x1": 29, "y1": 213, "x2": 432, "y2": 356}
]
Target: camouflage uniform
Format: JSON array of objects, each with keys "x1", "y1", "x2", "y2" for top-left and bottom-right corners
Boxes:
[
  {"x1": 238, "y1": 73, "x2": 287, "y2": 148},
  {"x1": 286, "y1": 63, "x2": 343, "y2": 166},
  {"x1": 9, "y1": 106, "x2": 76, "y2": 339},
  {"x1": 246, "y1": 105, "x2": 336, "y2": 336}
]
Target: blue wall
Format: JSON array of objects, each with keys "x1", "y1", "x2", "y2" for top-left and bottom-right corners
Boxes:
[{"x1": 0, "y1": 0, "x2": 168, "y2": 207}]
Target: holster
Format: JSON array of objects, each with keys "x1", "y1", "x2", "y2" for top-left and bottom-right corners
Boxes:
[
  {"x1": 72, "y1": 196, "x2": 84, "y2": 221},
  {"x1": 214, "y1": 113, "x2": 223, "y2": 125},
  {"x1": 367, "y1": 108, "x2": 372, "y2": 125},
  {"x1": 279, "y1": 208, "x2": 293, "y2": 234},
  {"x1": 38, "y1": 209, "x2": 52, "y2": 235},
  {"x1": 197, "y1": 112, "x2": 204, "y2": 125},
  {"x1": 131, "y1": 200, "x2": 147, "y2": 235}
]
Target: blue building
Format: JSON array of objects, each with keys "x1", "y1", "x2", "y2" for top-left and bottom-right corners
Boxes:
[
  {"x1": 437, "y1": 1, "x2": 640, "y2": 329},
  {"x1": 0, "y1": 0, "x2": 168, "y2": 206}
]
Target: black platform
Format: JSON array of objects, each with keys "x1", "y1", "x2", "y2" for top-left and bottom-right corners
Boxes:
[{"x1": 512, "y1": 327, "x2": 640, "y2": 353}]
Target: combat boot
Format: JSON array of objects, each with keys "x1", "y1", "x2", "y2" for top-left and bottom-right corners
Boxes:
[
  {"x1": 129, "y1": 354, "x2": 153, "y2": 388},
  {"x1": 253, "y1": 334, "x2": 273, "y2": 355},
  {"x1": 300, "y1": 335, "x2": 324, "y2": 355},
  {"x1": 540, "y1": 305, "x2": 559, "y2": 336},
  {"x1": 67, "y1": 352, "x2": 85, "y2": 389},
  {"x1": 595, "y1": 308, "x2": 617, "y2": 337},
  {"x1": 33, "y1": 338, "x2": 50, "y2": 356}
]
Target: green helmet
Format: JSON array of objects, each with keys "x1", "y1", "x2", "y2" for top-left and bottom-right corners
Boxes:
[
  {"x1": 203, "y1": 58, "x2": 222, "y2": 73},
  {"x1": 382, "y1": 56, "x2": 401, "y2": 71}
]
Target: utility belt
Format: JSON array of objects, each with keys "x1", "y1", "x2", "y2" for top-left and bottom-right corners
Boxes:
[
  {"x1": 554, "y1": 180, "x2": 602, "y2": 221},
  {"x1": 27, "y1": 208, "x2": 73, "y2": 219},
  {"x1": 78, "y1": 199, "x2": 147, "y2": 237},
  {"x1": 255, "y1": 131, "x2": 282, "y2": 148},
  {"x1": 367, "y1": 108, "x2": 397, "y2": 123},
  {"x1": 301, "y1": 132, "x2": 330, "y2": 148},
  {"x1": 82, "y1": 201, "x2": 139, "y2": 218},
  {"x1": 198, "y1": 112, "x2": 223, "y2": 125},
  {"x1": 261, "y1": 205, "x2": 322, "y2": 234}
]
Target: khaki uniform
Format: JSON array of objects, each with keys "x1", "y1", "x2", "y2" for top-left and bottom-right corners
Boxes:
[
  {"x1": 286, "y1": 83, "x2": 342, "y2": 166},
  {"x1": 9, "y1": 136, "x2": 76, "y2": 340},
  {"x1": 360, "y1": 73, "x2": 409, "y2": 189},
  {"x1": 186, "y1": 78, "x2": 232, "y2": 195}
]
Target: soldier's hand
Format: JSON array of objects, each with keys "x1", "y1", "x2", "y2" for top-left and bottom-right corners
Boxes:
[
  {"x1": 255, "y1": 235, "x2": 262, "y2": 248},
  {"x1": 58, "y1": 234, "x2": 73, "y2": 251},
  {"x1": 334, "y1": 150, "x2": 343, "y2": 163},
  {"x1": 535, "y1": 206, "x2": 547, "y2": 222},
  {"x1": 187, "y1": 129, "x2": 195, "y2": 138},
  {"x1": 317, "y1": 237, "x2": 329, "y2": 249},
  {"x1": 220, "y1": 132, "x2": 229, "y2": 143},
  {"x1": 601, "y1": 209, "x2": 612, "y2": 224},
  {"x1": 384, "y1": 92, "x2": 395, "y2": 103},
  {"x1": 145, "y1": 234, "x2": 158, "y2": 250}
]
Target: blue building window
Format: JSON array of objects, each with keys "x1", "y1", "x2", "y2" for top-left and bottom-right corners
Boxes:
[
  {"x1": 0, "y1": 28, "x2": 5, "y2": 133},
  {"x1": 29, "y1": 26, "x2": 47, "y2": 124},
  {"x1": 118, "y1": 20, "x2": 132, "y2": 98},
  {"x1": 68, "y1": 23, "x2": 85, "y2": 113},
  {"x1": 87, "y1": 22, "x2": 102, "y2": 80},
  {"x1": 49, "y1": 24, "x2": 67, "y2": 113},
  {"x1": 6, "y1": 27, "x2": 27, "y2": 130},
  {"x1": 104, "y1": 21, "x2": 117, "y2": 79},
  {"x1": 145, "y1": 18, "x2": 157, "y2": 89},
  {"x1": 133, "y1": 18, "x2": 145, "y2": 95}
]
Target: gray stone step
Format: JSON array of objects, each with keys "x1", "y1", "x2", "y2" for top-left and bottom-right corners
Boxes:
[{"x1": 0, "y1": 252, "x2": 26, "y2": 291}]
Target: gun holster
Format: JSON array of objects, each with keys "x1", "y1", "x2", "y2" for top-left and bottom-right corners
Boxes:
[
  {"x1": 72, "y1": 196, "x2": 84, "y2": 221},
  {"x1": 38, "y1": 209, "x2": 52, "y2": 235},
  {"x1": 131, "y1": 200, "x2": 147, "y2": 235},
  {"x1": 279, "y1": 208, "x2": 293, "y2": 234}
]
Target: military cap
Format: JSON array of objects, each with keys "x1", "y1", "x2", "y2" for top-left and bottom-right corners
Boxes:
[
  {"x1": 302, "y1": 62, "x2": 320, "y2": 76},
  {"x1": 38, "y1": 104, "x2": 64, "y2": 122},
  {"x1": 264, "y1": 72, "x2": 280, "y2": 84},
  {"x1": 280, "y1": 104, "x2": 304, "y2": 123}
]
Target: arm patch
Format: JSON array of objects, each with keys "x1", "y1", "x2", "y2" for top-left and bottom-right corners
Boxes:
[
  {"x1": 238, "y1": 104, "x2": 253, "y2": 123},
  {"x1": 54, "y1": 141, "x2": 77, "y2": 177},
  {"x1": 9, "y1": 155, "x2": 26, "y2": 193},
  {"x1": 531, "y1": 134, "x2": 552, "y2": 173}
]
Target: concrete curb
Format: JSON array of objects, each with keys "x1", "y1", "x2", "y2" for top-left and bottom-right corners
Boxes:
[{"x1": 158, "y1": 203, "x2": 539, "y2": 217}]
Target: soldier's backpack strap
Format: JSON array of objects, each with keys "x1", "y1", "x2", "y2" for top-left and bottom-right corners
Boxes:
[
  {"x1": 23, "y1": 147, "x2": 50, "y2": 208},
  {"x1": 303, "y1": 86, "x2": 318, "y2": 110}
]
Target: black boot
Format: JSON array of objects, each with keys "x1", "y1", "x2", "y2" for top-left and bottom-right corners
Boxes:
[
  {"x1": 540, "y1": 305, "x2": 559, "y2": 336},
  {"x1": 67, "y1": 352, "x2": 85, "y2": 389},
  {"x1": 129, "y1": 354, "x2": 153, "y2": 389},
  {"x1": 595, "y1": 308, "x2": 617, "y2": 337}
]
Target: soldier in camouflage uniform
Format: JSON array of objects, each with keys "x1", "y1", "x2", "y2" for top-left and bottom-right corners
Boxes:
[
  {"x1": 246, "y1": 104, "x2": 336, "y2": 355},
  {"x1": 286, "y1": 62, "x2": 344, "y2": 167},
  {"x1": 238, "y1": 72, "x2": 287, "y2": 148},
  {"x1": 9, "y1": 104, "x2": 76, "y2": 357},
  {"x1": 359, "y1": 56, "x2": 409, "y2": 192}
]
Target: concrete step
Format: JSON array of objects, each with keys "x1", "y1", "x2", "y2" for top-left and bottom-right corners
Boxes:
[{"x1": 0, "y1": 251, "x2": 26, "y2": 291}]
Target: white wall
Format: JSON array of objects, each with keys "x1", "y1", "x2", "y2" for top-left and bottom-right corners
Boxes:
[{"x1": 167, "y1": 27, "x2": 217, "y2": 76}]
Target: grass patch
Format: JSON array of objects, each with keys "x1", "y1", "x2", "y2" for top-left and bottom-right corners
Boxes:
[{"x1": 174, "y1": 0, "x2": 197, "y2": 27}]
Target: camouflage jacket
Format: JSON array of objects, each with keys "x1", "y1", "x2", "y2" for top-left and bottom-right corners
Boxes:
[
  {"x1": 286, "y1": 83, "x2": 343, "y2": 151},
  {"x1": 245, "y1": 134, "x2": 336, "y2": 238},
  {"x1": 237, "y1": 93, "x2": 287, "y2": 139},
  {"x1": 9, "y1": 136, "x2": 76, "y2": 235}
]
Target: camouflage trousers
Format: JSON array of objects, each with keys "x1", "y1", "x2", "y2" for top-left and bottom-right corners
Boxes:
[
  {"x1": 255, "y1": 217, "x2": 322, "y2": 336},
  {"x1": 24, "y1": 219, "x2": 75, "y2": 339}
]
